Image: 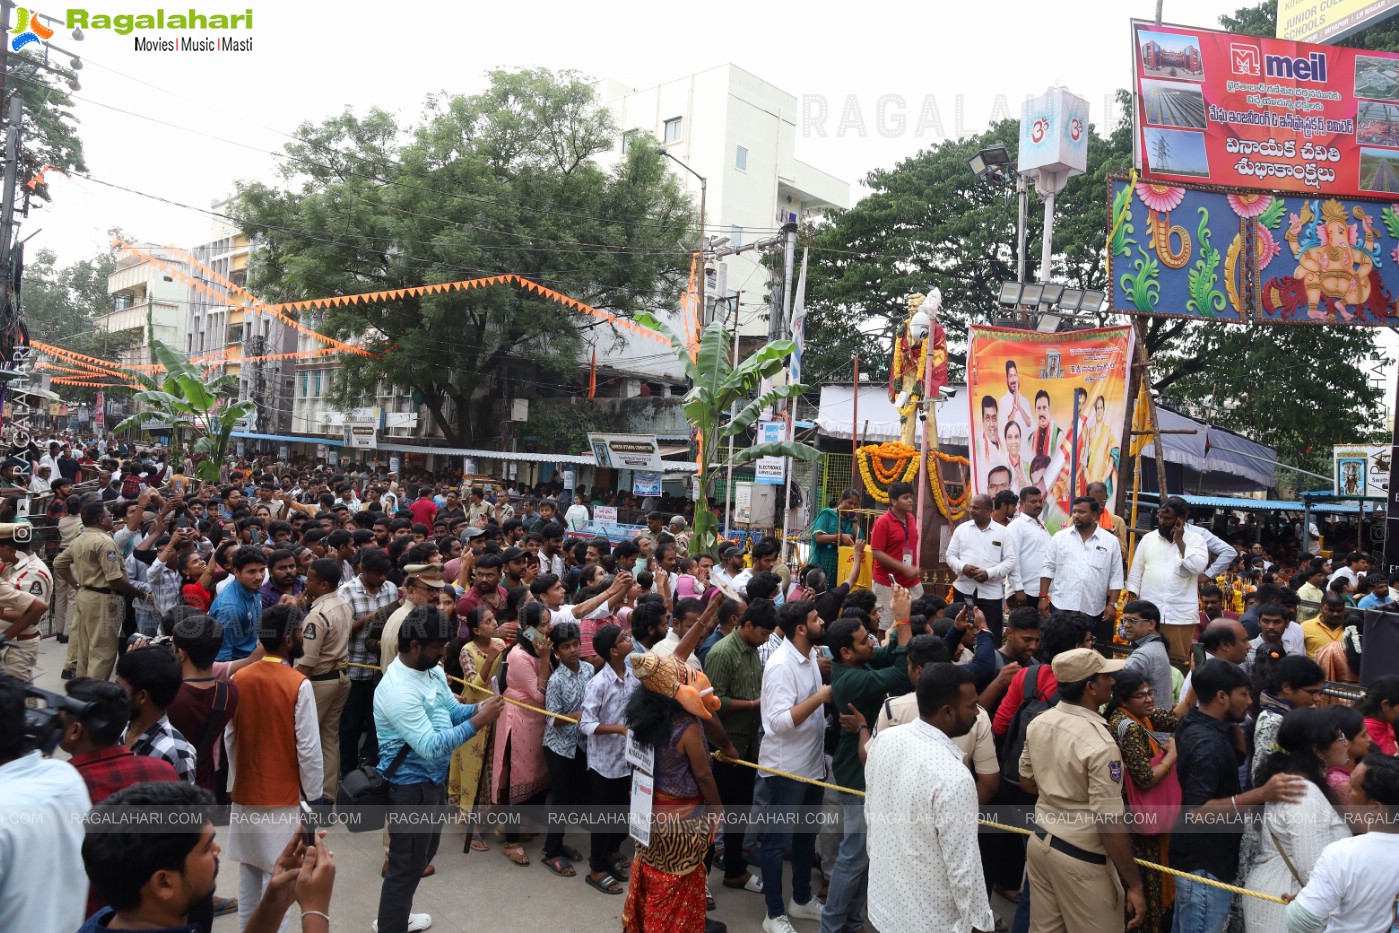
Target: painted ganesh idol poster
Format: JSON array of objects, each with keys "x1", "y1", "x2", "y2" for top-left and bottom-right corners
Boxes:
[
  {"x1": 966, "y1": 326, "x2": 1134, "y2": 534},
  {"x1": 1110, "y1": 176, "x2": 1399, "y2": 323}
]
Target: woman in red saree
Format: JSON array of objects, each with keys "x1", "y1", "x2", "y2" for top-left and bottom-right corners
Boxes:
[{"x1": 622, "y1": 654, "x2": 723, "y2": 933}]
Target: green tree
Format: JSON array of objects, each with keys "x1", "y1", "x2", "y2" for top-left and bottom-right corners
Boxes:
[
  {"x1": 114, "y1": 338, "x2": 254, "y2": 483},
  {"x1": 798, "y1": 109, "x2": 1128, "y2": 388},
  {"x1": 5, "y1": 51, "x2": 87, "y2": 198},
  {"x1": 22, "y1": 239, "x2": 141, "y2": 403},
  {"x1": 638, "y1": 313, "x2": 820, "y2": 556},
  {"x1": 232, "y1": 68, "x2": 695, "y2": 447}
]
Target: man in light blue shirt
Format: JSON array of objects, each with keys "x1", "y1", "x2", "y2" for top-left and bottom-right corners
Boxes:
[
  {"x1": 1357, "y1": 573, "x2": 1393, "y2": 609},
  {"x1": 374, "y1": 604, "x2": 502, "y2": 933}
]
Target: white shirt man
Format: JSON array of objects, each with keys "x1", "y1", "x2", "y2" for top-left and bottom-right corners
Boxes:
[
  {"x1": 945, "y1": 495, "x2": 1016, "y2": 602},
  {"x1": 1005, "y1": 492, "x2": 1050, "y2": 601},
  {"x1": 1039, "y1": 500, "x2": 1125, "y2": 619},
  {"x1": 1188, "y1": 521, "x2": 1238, "y2": 580},
  {"x1": 864, "y1": 675, "x2": 994, "y2": 933},
  {"x1": 758, "y1": 618, "x2": 829, "y2": 781},
  {"x1": 1126, "y1": 514, "x2": 1208, "y2": 630}
]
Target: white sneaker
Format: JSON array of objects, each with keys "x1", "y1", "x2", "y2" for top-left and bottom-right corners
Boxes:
[
  {"x1": 372, "y1": 914, "x2": 433, "y2": 933},
  {"x1": 785, "y1": 897, "x2": 824, "y2": 921},
  {"x1": 762, "y1": 916, "x2": 798, "y2": 933}
]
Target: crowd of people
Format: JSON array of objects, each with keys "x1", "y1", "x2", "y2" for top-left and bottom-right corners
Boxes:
[{"x1": 0, "y1": 443, "x2": 1398, "y2": 933}]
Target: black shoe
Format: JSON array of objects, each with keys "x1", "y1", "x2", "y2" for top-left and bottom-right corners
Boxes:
[
  {"x1": 55, "y1": 634, "x2": 69, "y2": 644},
  {"x1": 61, "y1": 668, "x2": 76, "y2": 680},
  {"x1": 704, "y1": 921, "x2": 727, "y2": 933}
]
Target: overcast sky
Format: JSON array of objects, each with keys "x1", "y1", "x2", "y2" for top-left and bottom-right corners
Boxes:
[
  {"x1": 25, "y1": 0, "x2": 1239, "y2": 264},
  {"x1": 19, "y1": 0, "x2": 1399, "y2": 426}
]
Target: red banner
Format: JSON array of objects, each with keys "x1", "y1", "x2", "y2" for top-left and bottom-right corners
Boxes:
[{"x1": 1133, "y1": 19, "x2": 1399, "y2": 197}]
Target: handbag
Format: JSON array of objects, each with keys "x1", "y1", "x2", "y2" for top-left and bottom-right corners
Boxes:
[
  {"x1": 1115, "y1": 719, "x2": 1182, "y2": 836},
  {"x1": 336, "y1": 745, "x2": 410, "y2": 832}
]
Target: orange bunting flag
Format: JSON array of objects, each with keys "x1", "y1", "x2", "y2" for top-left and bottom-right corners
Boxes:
[{"x1": 588, "y1": 347, "x2": 597, "y2": 399}]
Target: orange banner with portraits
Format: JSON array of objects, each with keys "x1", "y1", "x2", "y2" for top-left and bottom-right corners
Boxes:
[{"x1": 966, "y1": 325, "x2": 1134, "y2": 534}]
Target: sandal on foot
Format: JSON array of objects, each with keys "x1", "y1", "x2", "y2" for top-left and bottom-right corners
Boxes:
[
  {"x1": 503, "y1": 845, "x2": 530, "y2": 867},
  {"x1": 609, "y1": 859, "x2": 630, "y2": 882},
  {"x1": 706, "y1": 886, "x2": 716, "y2": 910},
  {"x1": 586, "y1": 873, "x2": 624, "y2": 895},
  {"x1": 562, "y1": 845, "x2": 583, "y2": 862},
  {"x1": 469, "y1": 834, "x2": 490, "y2": 853},
  {"x1": 544, "y1": 856, "x2": 575, "y2": 877}
]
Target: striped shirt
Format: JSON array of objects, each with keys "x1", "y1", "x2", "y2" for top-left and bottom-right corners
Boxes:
[
  {"x1": 339, "y1": 575, "x2": 400, "y2": 681},
  {"x1": 128, "y1": 714, "x2": 197, "y2": 784}
]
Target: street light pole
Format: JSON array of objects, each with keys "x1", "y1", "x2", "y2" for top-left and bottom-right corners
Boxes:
[{"x1": 657, "y1": 149, "x2": 708, "y2": 324}]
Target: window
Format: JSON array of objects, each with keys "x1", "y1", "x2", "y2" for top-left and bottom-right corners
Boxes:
[
  {"x1": 663, "y1": 117, "x2": 682, "y2": 144},
  {"x1": 300, "y1": 372, "x2": 308, "y2": 397},
  {"x1": 621, "y1": 129, "x2": 636, "y2": 154},
  {"x1": 735, "y1": 145, "x2": 748, "y2": 171},
  {"x1": 312, "y1": 370, "x2": 322, "y2": 397},
  {"x1": 730, "y1": 225, "x2": 743, "y2": 248}
]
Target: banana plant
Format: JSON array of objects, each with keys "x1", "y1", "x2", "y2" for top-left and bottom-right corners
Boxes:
[
  {"x1": 636, "y1": 312, "x2": 822, "y2": 557},
  {"x1": 113, "y1": 338, "x2": 256, "y2": 483}
]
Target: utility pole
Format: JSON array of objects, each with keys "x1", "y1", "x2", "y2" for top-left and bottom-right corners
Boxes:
[{"x1": 777, "y1": 222, "x2": 798, "y2": 554}]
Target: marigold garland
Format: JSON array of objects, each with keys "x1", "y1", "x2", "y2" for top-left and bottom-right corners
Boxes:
[
  {"x1": 927, "y1": 450, "x2": 970, "y2": 521},
  {"x1": 856, "y1": 442, "x2": 920, "y2": 503}
]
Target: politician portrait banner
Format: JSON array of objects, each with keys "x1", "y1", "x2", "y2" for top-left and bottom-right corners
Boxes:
[{"x1": 967, "y1": 326, "x2": 1134, "y2": 534}]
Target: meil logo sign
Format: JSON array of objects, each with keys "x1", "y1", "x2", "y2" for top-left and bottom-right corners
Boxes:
[{"x1": 1265, "y1": 51, "x2": 1327, "y2": 83}]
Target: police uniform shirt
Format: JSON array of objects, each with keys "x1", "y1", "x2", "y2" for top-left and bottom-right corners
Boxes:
[
  {"x1": 0, "y1": 551, "x2": 52, "y2": 624},
  {"x1": 0, "y1": 578, "x2": 37, "y2": 629},
  {"x1": 299, "y1": 591, "x2": 353, "y2": 677},
  {"x1": 1018, "y1": 702, "x2": 1126, "y2": 854},
  {"x1": 54, "y1": 527, "x2": 125, "y2": 590}
]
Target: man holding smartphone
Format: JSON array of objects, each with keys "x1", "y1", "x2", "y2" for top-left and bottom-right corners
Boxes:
[{"x1": 945, "y1": 494, "x2": 1016, "y2": 640}]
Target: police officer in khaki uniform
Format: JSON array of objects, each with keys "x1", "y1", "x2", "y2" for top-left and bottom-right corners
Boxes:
[
  {"x1": 295, "y1": 557, "x2": 354, "y2": 799},
  {"x1": 53, "y1": 499, "x2": 143, "y2": 681},
  {"x1": 1019, "y1": 648, "x2": 1146, "y2": 932},
  {"x1": 0, "y1": 523, "x2": 50, "y2": 683},
  {"x1": 0, "y1": 522, "x2": 52, "y2": 684}
]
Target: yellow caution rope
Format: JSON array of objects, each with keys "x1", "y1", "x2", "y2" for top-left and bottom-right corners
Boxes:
[{"x1": 345, "y1": 661, "x2": 1282, "y2": 904}]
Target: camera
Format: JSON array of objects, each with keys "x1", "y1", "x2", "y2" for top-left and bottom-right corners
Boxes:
[{"x1": 1, "y1": 638, "x2": 104, "y2": 756}]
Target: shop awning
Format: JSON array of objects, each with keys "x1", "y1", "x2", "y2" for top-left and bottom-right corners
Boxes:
[
  {"x1": 1140, "y1": 493, "x2": 1368, "y2": 514},
  {"x1": 232, "y1": 431, "x2": 344, "y2": 447},
  {"x1": 373, "y1": 441, "x2": 699, "y2": 473}
]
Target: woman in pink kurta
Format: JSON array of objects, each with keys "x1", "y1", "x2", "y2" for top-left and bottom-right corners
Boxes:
[{"x1": 491, "y1": 602, "x2": 554, "y2": 866}]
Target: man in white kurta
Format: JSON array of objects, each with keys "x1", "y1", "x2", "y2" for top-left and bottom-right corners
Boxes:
[{"x1": 864, "y1": 664, "x2": 994, "y2": 933}]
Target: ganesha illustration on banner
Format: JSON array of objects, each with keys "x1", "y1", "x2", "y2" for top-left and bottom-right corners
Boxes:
[{"x1": 1261, "y1": 198, "x2": 1393, "y2": 321}]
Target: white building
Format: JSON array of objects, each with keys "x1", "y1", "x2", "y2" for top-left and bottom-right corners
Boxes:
[
  {"x1": 597, "y1": 64, "x2": 850, "y2": 337},
  {"x1": 99, "y1": 244, "x2": 189, "y2": 372},
  {"x1": 185, "y1": 203, "x2": 298, "y2": 436}
]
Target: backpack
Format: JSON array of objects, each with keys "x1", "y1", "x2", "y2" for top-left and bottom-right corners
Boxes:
[{"x1": 998, "y1": 662, "x2": 1060, "y2": 789}]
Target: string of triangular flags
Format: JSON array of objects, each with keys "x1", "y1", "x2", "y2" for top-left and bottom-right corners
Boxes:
[{"x1": 112, "y1": 241, "x2": 372, "y2": 359}]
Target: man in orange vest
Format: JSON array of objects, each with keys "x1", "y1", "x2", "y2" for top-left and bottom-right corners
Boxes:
[{"x1": 225, "y1": 603, "x2": 322, "y2": 933}]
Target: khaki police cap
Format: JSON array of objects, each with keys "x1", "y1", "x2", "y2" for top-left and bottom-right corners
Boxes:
[{"x1": 1051, "y1": 647, "x2": 1127, "y2": 683}]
